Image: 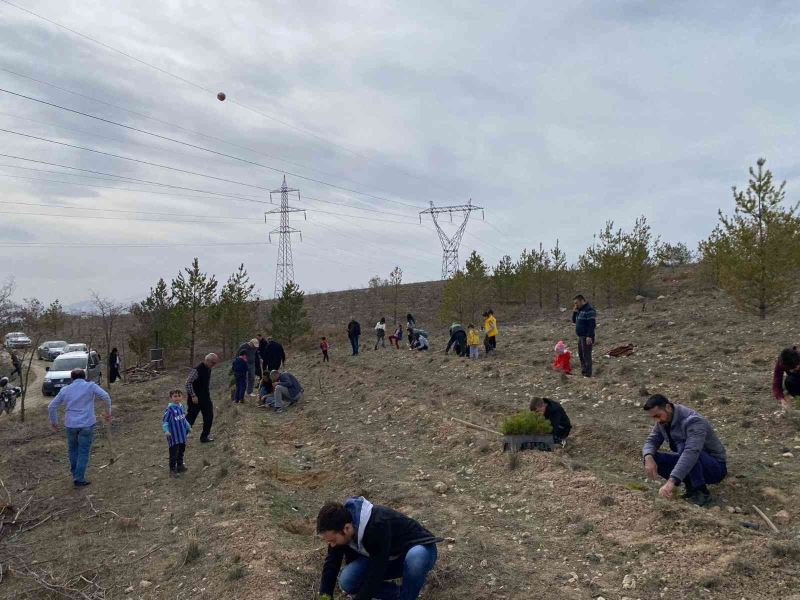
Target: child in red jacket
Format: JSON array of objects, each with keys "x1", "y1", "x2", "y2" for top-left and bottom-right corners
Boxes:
[
  {"x1": 320, "y1": 337, "x2": 330, "y2": 363},
  {"x1": 552, "y1": 340, "x2": 572, "y2": 374}
]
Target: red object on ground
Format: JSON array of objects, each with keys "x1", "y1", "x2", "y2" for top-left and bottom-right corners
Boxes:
[{"x1": 552, "y1": 351, "x2": 572, "y2": 374}]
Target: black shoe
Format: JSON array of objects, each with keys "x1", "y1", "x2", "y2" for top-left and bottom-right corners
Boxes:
[
  {"x1": 74, "y1": 480, "x2": 91, "y2": 487},
  {"x1": 177, "y1": 464, "x2": 188, "y2": 473},
  {"x1": 200, "y1": 436, "x2": 215, "y2": 443},
  {"x1": 686, "y1": 490, "x2": 712, "y2": 507},
  {"x1": 169, "y1": 470, "x2": 178, "y2": 478}
]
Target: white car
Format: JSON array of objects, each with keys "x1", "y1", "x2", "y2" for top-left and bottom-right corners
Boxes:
[
  {"x1": 37, "y1": 341, "x2": 68, "y2": 361},
  {"x1": 4, "y1": 332, "x2": 32, "y2": 349},
  {"x1": 64, "y1": 343, "x2": 89, "y2": 354},
  {"x1": 42, "y1": 351, "x2": 102, "y2": 396}
]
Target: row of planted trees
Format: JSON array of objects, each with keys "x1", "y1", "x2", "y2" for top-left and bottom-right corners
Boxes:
[
  {"x1": 440, "y1": 158, "x2": 800, "y2": 323},
  {"x1": 129, "y1": 259, "x2": 311, "y2": 365}
]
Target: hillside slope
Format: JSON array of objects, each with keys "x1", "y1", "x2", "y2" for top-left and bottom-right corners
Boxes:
[{"x1": 1, "y1": 277, "x2": 799, "y2": 599}]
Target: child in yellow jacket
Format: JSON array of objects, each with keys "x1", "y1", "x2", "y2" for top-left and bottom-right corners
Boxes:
[
  {"x1": 483, "y1": 310, "x2": 498, "y2": 353},
  {"x1": 467, "y1": 324, "x2": 481, "y2": 359}
]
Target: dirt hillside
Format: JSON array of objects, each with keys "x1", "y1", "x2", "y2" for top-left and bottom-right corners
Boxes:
[{"x1": 1, "y1": 274, "x2": 799, "y2": 600}]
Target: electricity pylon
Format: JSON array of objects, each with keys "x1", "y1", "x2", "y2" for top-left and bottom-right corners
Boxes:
[
  {"x1": 265, "y1": 175, "x2": 306, "y2": 298},
  {"x1": 420, "y1": 200, "x2": 484, "y2": 279}
]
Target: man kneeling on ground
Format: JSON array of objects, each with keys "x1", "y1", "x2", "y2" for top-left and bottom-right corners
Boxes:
[
  {"x1": 269, "y1": 369, "x2": 303, "y2": 412},
  {"x1": 529, "y1": 397, "x2": 571, "y2": 445},
  {"x1": 317, "y1": 496, "x2": 441, "y2": 600},
  {"x1": 642, "y1": 394, "x2": 727, "y2": 507}
]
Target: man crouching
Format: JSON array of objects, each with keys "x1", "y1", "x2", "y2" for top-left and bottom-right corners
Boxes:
[
  {"x1": 642, "y1": 394, "x2": 727, "y2": 507},
  {"x1": 316, "y1": 496, "x2": 441, "y2": 600}
]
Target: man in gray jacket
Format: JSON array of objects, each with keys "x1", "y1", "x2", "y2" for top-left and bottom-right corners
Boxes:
[
  {"x1": 269, "y1": 369, "x2": 304, "y2": 412},
  {"x1": 642, "y1": 394, "x2": 727, "y2": 507}
]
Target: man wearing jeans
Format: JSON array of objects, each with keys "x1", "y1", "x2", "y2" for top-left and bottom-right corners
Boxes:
[
  {"x1": 571, "y1": 294, "x2": 597, "y2": 377},
  {"x1": 48, "y1": 368, "x2": 112, "y2": 487},
  {"x1": 642, "y1": 394, "x2": 728, "y2": 507},
  {"x1": 317, "y1": 496, "x2": 441, "y2": 600},
  {"x1": 269, "y1": 369, "x2": 303, "y2": 411}
]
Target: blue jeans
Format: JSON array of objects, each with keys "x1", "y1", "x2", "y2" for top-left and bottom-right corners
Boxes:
[
  {"x1": 234, "y1": 376, "x2": 247, "y2": 402},
  {"x1": 350, "y1": 335, "x2": 360, "y2": 355},
  {"x1": 339, "y1": 544, "x2": 438, "y2": 600},
  {"x1": 654, "y1": 450, "x2": 727, "y2": 489},
  {"x1": 66, "y1": 425, "x2": 95, "y2": 483}
]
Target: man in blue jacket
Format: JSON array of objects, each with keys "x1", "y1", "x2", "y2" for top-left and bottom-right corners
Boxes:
[
  {"x1": 642, "y1": 394, "x2": 728, "y2": 507},
  {"x1": 317, "y1": 497, "x2": 441, "y2": 600},
  {"x1": 571, "y1": 294, "x2": 596, "y2": 377}
]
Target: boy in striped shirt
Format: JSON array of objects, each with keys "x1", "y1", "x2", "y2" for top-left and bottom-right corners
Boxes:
[{"x1": 163, "y1": 389, "x2": 191, "y2": 476}]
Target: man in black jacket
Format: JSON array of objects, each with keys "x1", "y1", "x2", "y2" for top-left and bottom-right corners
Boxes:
[
  {"x1": 571, "y1": 294, "x2": 597, "y2": 377},
  {"x1": 185, "y1": 353, "x2": 220, "y2": 443},
  {"x1": 347, "y1": 318, "x2": 361, "y2": 356},
  {"x1": 530, "y1": 397, "x2": 572, "y2": 444},
  {"x1": 262, "y1": 336, "x2": 286, "y2": 372},
  {"x1": 445, "y1": 323, "x2": 468, "y2": 357},
  {"x1": 317, "y1": 497, "x2": 440, "y2": 600},
  {"x1": 236, "y1": 338, "x2": 259, "y2": 396}
]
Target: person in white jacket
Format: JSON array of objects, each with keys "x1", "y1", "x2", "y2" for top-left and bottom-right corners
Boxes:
[{"x1": 374, "y1": 317, "x2": 387, "y2": 350}]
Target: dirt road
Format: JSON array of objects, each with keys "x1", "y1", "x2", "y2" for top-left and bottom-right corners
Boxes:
[{"x1": 22, "y1": 357, "x2": 49, "y2": 410}]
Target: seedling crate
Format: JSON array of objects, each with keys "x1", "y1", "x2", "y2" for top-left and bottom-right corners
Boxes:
[{"x1": 503, "y1": 434, "x2": 555, "y2": 453}]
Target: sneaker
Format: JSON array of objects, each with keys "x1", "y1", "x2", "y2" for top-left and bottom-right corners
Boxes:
[
  {"x1": 177, "y1": 464, "x2": 188, "y2": 473},
  {"x1": 73, "y1": 480, "x2": 91, "y2": 487},
  {"x1": 200, "y1": 436, "x2": 215, "y2": 443},
  {"x1": 686, "y1": 490, "x2": 712, "y2": 507}
]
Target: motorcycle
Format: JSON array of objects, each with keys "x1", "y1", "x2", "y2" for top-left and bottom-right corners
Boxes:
[{"x1": 0, "y1": 377, "x2": 21, "y2": 415}]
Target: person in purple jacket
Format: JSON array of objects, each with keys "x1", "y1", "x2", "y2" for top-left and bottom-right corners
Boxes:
[{"x1": 163, "y1": 389, "x2": 191, "y2": 476}]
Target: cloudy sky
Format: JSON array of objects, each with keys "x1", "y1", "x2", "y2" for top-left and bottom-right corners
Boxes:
[{"x1": 2, "y1": 0, "x2": 799, "y2": 307}]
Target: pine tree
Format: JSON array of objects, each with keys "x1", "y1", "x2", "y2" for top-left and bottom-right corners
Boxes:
[
  {"x1": 551, "y1": 240, "x2": 568, "y2": 308},
  {"x1": 130, "y1": 278, "x2": 182, "y2": 363},
  {"x1": 209, "y1": 264, "x2": 257, "y2": 357},
  {"x1": 171, "y1": 258, "x2": 218, "y2": 365},
  {"x1": 270, "y1": 282, "x2": 310, "y2": 343},
  {"x1": 624, "y1": 216, "x2": 659, "y2": 295},
  {"x1": 492, "y1": 255, "x2": 515, "y2": 303},
  {"x1": 41, "y1": 299, "x2": 66, "y2": 336},
  {"x1": 706, "y1": 158, "x2": 800, "y2": 318}
]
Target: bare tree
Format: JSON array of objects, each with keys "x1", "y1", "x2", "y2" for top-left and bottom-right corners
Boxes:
[
  {"x1": 389, "y1": 266, "x2": 403, "y2": 324},
  {"x1": 90, "y1": 291, "x2": 123, "y2": 355},
  {"x1": 0, "y1": 276, "x2": 16, "y2": 330}
]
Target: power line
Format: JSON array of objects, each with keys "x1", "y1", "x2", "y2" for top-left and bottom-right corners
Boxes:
[
  {"x1": 0, "y1": 68, "x2": 433, "y2": 205},
  {"x1": 0, "y1": 240, "x2": 268, "y2": 248},
  {"x1": 0, "y1": 126, "x2": 273, "y2": 191},
  {"x1": 0, "y1": 1, "x2": 453, "y2": 195},
  {"x1": 0, "y1": 88, "x2": 426, "y2": 209}
]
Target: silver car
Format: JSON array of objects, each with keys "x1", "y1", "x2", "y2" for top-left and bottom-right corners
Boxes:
[
  {"x1": 4, "y1": 332, "x2": 32, "y2": 349},
  {"x1": 37, "y1": 341, "x2": 68, "y2": 361},
  {"x1": 42, "y1": 351, "x2": 102, "y2": 396}
]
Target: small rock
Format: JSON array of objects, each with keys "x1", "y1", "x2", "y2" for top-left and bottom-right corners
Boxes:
[
  {"x1": 480, "y1": 559, "x2": 488, "y2": 567},
  {"x1": 170, "y1": 526, "x2": 179, "y2": 534},
  {"x1": 248, "y1": 460, "x2": 257, "y2": 468},
  {"x1": 433, "y1": 481, "x2": 449, "y2": 494},
  {"x1": 726, "y1": 506, "x2": 736, "y2": 514},
  {"x1": 782, "y1": 452, "x2": 794, "y2": 458},
  {"x1": 140, "y1": 580, "x2": 152, "y2": 588},
  {"x1": 635, "y1": 295, "x2": 645, "y2": 301},
  {"x1": 622, "y1": 574, "x2": 636, "y2": 589},
  {"x1": 774, "y1": 510, "x2": 791, "y2": 524},
  {"x1": 125, "y1": 586, "x2": 134, "y2": 593},
  {"x1": 657, "y1": 295, "x2": 667, "y2": 299},
  {"x1": 245, "y1": 483, "x2": 256, "y2": 491}
]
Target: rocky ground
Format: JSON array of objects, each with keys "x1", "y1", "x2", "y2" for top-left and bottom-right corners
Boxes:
[{"x1": 1, "y1": 274, "x2": 799, "y2": 599}]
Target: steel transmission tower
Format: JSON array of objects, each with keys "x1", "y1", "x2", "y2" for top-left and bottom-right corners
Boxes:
[
  {"x1": 266, "y1": 176, "x2": 306, "y2": 297},
  {"x1": 420, "y1": 200, "x2": 484, "y2": 279}
]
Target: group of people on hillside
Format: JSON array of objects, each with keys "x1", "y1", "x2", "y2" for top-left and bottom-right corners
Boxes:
[{"x1": 42, "y1": 288, "x2": 800, "y2": 600}]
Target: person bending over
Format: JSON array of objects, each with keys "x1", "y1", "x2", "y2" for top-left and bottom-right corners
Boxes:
[{"x1": 317, "y1": 497, "x2": 441, "y2": 600}]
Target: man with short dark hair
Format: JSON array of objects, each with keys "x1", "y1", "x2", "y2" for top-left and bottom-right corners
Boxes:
[
  {"x1": 185, "y1": 353, "x2": 219, "y2": 443},
  {"x1": 270, "y1": 369, "x2": 303, "y2": 412},
  {"x1": 263, "y1": 336, "x2": 287, "y2": 372},
  {"x1": 571, "y1": 294, "x2": 596, "y2": 377},
  {"x1": 530, "y1": 397, "x2": 572, "y2": 444},
  {"x1": 316, "y1": 496, "x2": 441, "y2": 600},
  {"x1": 48, "y1": 368, "x2": 112, "y2": 487},
  {"x1": 347, "y1": 318, "x2": 361, "y2": 356},
  {"x1": 642, "y1": 394, "x2": 727, "y2": 507}
]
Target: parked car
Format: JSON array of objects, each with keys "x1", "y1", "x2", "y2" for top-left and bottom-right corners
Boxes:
[
  {"x1": 4, "y1": 332, "x2": 32, "y2": 349},
  {"x1": 64, "y1": 343, "x2": 89, "y2": 354},
  {"x1": 37, "y1": 341, "x2": 68, "y2": 361},
  {"x1": 41, "y1": 351, "x2": 102, "y2": 396}
]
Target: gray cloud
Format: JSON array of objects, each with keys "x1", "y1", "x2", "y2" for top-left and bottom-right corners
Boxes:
[{"x1": 1, "y1": 0, "x2": 799, "y2": 305}]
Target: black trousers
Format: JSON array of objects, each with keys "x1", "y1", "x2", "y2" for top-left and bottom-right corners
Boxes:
[
  {"x1": 322, "y1": 350, "x2": 329, "y2": 362},
  {"x1": 168, "y1": 443, "x2": 186, "y2": 471},
  {"x1": 578, "y1": 336, "x2": 593, "y2": 376},
  {"x1": 187, "y1": 397, "x2": 213, "y2": 440},
  {"x1": 483, "y1": 335, "x2": 496, "y2": 353}
]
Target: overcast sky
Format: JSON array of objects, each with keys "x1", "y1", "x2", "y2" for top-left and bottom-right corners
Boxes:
[{"x1": 2, "y1": 0, "x2": 799, "y2": 307}]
